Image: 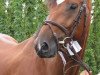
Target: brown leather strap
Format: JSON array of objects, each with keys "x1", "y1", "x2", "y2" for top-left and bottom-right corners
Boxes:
[
  {"x1": 69, "y1": 45, "x2": 91, "y2": 75},
  {"x1": 45, "y1": 21, "x2": 69, "y2": 35},
  {"x1": 43, "y1": 0, "x2": 91, "y2": 74}
]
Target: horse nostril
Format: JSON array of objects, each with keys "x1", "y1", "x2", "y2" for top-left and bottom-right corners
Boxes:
[{"x1": 41, "y1": 42, "x2": 49, "y2": 51}]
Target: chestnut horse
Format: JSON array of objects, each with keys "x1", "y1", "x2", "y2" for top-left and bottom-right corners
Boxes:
[{"x1": 0, "y1": 0, "x2": 91, "y2": 75}]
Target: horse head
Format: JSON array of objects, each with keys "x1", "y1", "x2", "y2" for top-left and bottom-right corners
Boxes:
[{"x1": 35, "y1": 0, "x2": 91, "y2": 58}]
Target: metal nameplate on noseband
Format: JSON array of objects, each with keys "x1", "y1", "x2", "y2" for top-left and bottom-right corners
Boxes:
[{"x1": 66, "y1": 41, "x2": 82, "y2": 56}]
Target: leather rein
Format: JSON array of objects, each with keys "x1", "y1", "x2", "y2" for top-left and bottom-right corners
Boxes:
[{"x1": 44, "y1": 0, "x2": 91, "y2": 75}]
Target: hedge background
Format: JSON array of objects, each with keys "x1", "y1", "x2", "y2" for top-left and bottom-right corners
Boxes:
[
  {"x1": 0, "y1": 0, "x2": 100, "y2": 75},
  {"x1": 0, "y1": 0, "x2": 47, "y2": 41}
]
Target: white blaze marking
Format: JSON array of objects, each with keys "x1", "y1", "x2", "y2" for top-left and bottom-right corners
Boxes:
[{"x1": 56, "y1": 0, "x2": 65, "y2": 5}]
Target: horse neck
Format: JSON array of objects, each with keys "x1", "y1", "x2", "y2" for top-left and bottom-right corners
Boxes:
[
  {"x1": 6, "y1": 36, "x2": 63, "y2": 75},
  {"x1": 6, "y1": 36, "x2": 38, "y2": 74}
]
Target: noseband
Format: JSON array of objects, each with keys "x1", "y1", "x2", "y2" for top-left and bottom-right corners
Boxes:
[{"x1": 44, "y1": 0, "x2": 91, "y2": 75}]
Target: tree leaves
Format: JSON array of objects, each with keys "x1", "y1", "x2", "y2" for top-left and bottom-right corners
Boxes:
[
  {"x1": 85, "y1": 0, "x2": 100, "y2": 74},
  {"x1": 0, "y1": 0, "x2": 47, "y2": 42}
]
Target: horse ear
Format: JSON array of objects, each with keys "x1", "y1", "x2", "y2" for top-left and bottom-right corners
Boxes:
[{"x1": 45, "y1": 0, "x2": 56, "y2": 9}]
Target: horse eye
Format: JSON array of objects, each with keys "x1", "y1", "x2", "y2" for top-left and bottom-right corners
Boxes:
[{"x1": 70, "y1": 3, "x2": 78, "y2": 10}]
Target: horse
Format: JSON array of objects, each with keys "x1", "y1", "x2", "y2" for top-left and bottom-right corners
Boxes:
[{"x1": 0, "y1": 0, "x2": 91, "y2": 75}]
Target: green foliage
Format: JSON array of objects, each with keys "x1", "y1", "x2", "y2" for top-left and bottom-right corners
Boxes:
[
  {"x1": 84, "y1": 0, "x2": 100, "y2": 74},
  {"x1": 0, "y1": 0, "x2": 47, "y2": 41}
]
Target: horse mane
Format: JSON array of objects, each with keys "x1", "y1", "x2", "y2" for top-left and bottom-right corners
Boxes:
[{"x1": 87, "y1": 0, "x2": 92, "y2": 11}]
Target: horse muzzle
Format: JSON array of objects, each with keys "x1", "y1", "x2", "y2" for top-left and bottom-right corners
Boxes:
[{"x1": 34, "y1": 26, "x2": 58, "y2": 58}]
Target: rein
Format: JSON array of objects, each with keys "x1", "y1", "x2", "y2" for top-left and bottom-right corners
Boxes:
[{"x1": 44, "y1": 0, "x2": 91, "y2": 75}]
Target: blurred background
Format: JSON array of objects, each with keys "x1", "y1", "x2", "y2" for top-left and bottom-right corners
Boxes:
[{"x1": 0, "y1": 0, "x2": 100, "y2": 75}]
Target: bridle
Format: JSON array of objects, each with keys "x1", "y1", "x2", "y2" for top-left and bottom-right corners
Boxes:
[{"x1": 43, "y1": 0, "x2": 91, "y2": 75}]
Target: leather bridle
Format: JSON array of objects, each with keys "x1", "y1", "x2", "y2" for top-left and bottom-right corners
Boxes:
[{"x1": 44, "y1": 0, "x2": 91, "y2": 75}]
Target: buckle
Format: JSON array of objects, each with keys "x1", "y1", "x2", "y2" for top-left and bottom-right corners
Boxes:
[{"x1": 59, "y1": 37, "x2": 71, "y2": 44}]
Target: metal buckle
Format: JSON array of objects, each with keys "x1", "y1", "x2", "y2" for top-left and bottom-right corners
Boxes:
[
  {"x1": 63, "y1": 39, "x2": 73, "y2": 49},
  {"x1": 59, "y1": 37, "x2": 71, "y2": 44},
  {"x1": 59, "y1": 37, "x2": 72, "y2": 49}
]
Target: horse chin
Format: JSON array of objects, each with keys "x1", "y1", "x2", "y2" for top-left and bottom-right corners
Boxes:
[
  {"x1": 36, "y1": 50, "x2": 56, "y2": 58},
  {"x1": 35, "y1": 43, "x2": 58, "y2": 58}
]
